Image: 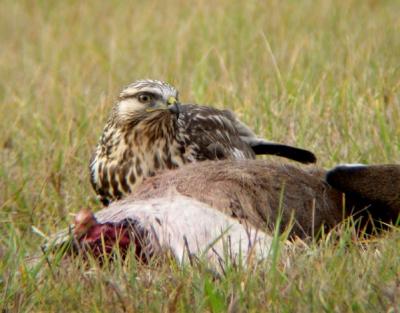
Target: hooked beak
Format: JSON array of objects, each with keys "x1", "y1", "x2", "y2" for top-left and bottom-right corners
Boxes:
[{"x1": 167, "y1": 96, "x2": 181, "y2": 117}]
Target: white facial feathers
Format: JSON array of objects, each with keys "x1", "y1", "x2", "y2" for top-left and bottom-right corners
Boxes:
[{"x1": 116, "y1": 79, "x2": 179, "y2": 120}]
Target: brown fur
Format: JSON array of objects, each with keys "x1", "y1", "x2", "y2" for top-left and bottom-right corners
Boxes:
[
  {"x1": 119, "y1": 160, "x2": 344, "y2": 238},
  {"x1": 327, "y1": 164, "x2": 400, "y2": 224},
  {"x1": 47, "y1": 161, "x2": 399, "y2": 262}
]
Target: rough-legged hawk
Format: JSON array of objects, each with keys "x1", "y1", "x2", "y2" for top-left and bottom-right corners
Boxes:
[{"x1": 90, "y1": 79, "x2": 316, "y2": 205}]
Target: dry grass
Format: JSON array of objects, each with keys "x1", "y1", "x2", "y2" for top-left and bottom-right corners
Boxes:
[{"x1": 1, "y1": 0, "x2": 399, "y2": 312}]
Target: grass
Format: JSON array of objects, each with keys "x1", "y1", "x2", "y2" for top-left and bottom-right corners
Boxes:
[{"x1": 0, "y1": 0, "x2": 399, "y2": 311}]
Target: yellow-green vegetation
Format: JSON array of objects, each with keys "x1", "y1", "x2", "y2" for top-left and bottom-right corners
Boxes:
[{"x1": 1, "y1": 0, "x2": 399, "y2": 312}]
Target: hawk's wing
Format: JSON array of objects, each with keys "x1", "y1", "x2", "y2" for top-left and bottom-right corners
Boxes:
[
  {"x1": 177, "y1": 104, "x2": 256, "y2": 160},
  {"x1": 177, "y1": 104, "x2": 317, "y2": 164},
  {"x1": 226, "y1": 111, "x2": 316, "y2": 163}
]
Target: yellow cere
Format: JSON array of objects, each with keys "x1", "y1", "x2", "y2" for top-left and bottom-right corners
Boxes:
[{"x1": 167, "y1": 96, "x2": 177, "y2": 106}]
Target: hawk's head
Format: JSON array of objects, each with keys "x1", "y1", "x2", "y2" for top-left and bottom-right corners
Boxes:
[
  {"x1": 90, "y1": 79, "x2": 185, "y2": 206},
  {"x1": 115, "y1": 79, "x2": 180, "y2": 123}
]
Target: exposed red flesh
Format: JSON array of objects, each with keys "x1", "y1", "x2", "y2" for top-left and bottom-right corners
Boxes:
[
  {"x1": 78, "y1": 223, "x2": 132, "y2": 260},
  {"x1": 73, "y1": 209, "x2": 152, "y2": 264}
]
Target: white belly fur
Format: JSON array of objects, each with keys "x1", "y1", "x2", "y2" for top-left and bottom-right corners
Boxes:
[{"x1": 95, "y1": 194, "x2": 277, "y2": 268}]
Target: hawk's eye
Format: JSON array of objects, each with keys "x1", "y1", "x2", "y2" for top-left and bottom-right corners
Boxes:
[{"x1": 137, "y1": 93, "x2": 152, "y2": 104}]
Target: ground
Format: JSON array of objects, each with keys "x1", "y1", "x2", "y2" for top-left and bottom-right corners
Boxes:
[{"x1": 0, "y1": 0, "x2": 399, "y2": 312}]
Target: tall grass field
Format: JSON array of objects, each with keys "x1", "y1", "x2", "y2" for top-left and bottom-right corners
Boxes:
[{"x1": 1, "y1": 0, "x2": 399, "y2": 312}]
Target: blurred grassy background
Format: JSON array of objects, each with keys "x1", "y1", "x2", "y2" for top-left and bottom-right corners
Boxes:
[{"x1": 0, "y1": 0, "x2": 399, "y2": 311}]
